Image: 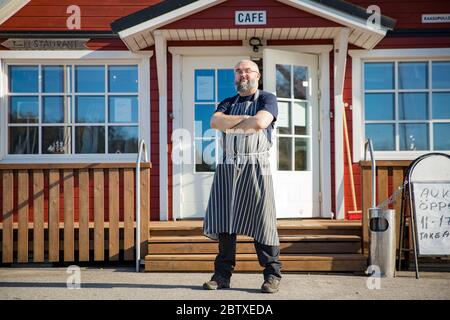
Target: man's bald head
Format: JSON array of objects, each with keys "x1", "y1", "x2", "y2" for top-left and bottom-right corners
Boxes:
[{"x1": 234, "y1": 60, "x2": 260, "y2": 74}]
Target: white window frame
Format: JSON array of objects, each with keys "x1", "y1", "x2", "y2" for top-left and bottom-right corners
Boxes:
[
  {"x1": 349, "y1": 48, "x2": 450, "y2": 161},
  {"x1": 0, "y1": 50, "x2": 152, "y2": 163}
]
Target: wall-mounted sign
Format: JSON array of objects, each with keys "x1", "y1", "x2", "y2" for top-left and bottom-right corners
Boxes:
[
  {"x1": 1, "y1": 38, "x2": 89, "y2": 50},
  {"x1": 235, "y1": 11, "x2": 266, "y2": 25},
  {"x1": 422, "y1": 14, "x2": 450, "y2": 23}
]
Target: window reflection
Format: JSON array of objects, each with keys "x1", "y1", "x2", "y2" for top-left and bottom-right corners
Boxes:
[
  {"x1": 218, "y1": 69, "x2": 235, "y2": 102},
  {"x1": 108, "y1": 126, "x2": 138, "y2": 153},
  {"x1": 364, "y1": 63, "x2": 394, "y2": 90},
  {"x1": 42, "y1": 127, "x2": 71, "y2": 154},
  {"x1": 276, "y1": 64, "x2": 291, "y2": 98},
  {"x1": 9, "y1": 96, "x2": 39, "y2": 123},
  {"x1": 9, "y1": 127, "x2": 38, "y2": 154},
  {"x1": 76, "y1": 96, "x2": 105, "y2": 123},
  {"x1": 195, "y1": 104, "x2": 216, "y2": 138},
  {"x1": 276, "y1": 101, "x2": 291, "y2": 134},
  {"x1": 399, "y1": 93, "x2": 428, "y2": 120},
  {"x1": 432, "y1": 61, "x2": 450, "y2": 89},
  {"x1": 434, "y1": 124, "x2": 450, "y2": 150},
  {"x1": 75, "y1": 65, "x2": 105, "y2": 93},
  {"x1": 295, "y1": 138, "x2": 309, "y2": 171},
  {"x1": 365, "y1": 93, "x2": 394, "y2": 121},
  {"x1": 75, "y1": 126, "x2": 105, "y2": 154},
  {"x1": 432, "y1": 93, "x2": 450, "y2": 119},
  {"x1": 398, "y1": 62, "x2": 428, "y2": 89},
  {"x1": 293, "y1": 66, "x2": 308, "y2": 100},
  {"x1": 399, "y1": 124, "x2": 429, "y2": 150},
  {"x1": 108, "y1": 65, "x2": 138, "y2": 93},
  {"x1": 365, "y1": 124, "x2": 395, "y2": 151},
  {"x1": 278, "y1": 137, "x2": 292, "y2": 170},
  {"x1": 43, "y1": 65, "x2": 64, "y2": 93},
  {"x1": 108, "y1": 96, "x2": 138, "y2": 123},
  {"x1": 43, "y1": 96, "x2": 66, "y2": 123},
  {"x1": 294, "y1": 102, "x2": 308, "y2": 135},
  {"x1": 9, "y1": 65, "x2": 39, "y2": 93}
]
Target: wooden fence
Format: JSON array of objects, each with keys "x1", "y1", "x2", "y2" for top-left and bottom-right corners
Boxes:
[
  {"x1": 0, "y1": 163, "x2": 150, "y2": 264},
  {"x1": 360, "y1": 160, "x2": 412, "y2": 256}
]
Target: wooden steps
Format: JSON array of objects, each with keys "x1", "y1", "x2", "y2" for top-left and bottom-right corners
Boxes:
[
  {"x1": 145, "y1": 219, "x2": 367, "y2": 273},
  {"x1": 145, "y1": 254, "x2": 367, "y2": 272}
]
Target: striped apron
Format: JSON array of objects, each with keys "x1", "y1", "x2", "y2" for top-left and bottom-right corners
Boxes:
[{"x1": 203, "y1": 90, "x2": 279, "y2": 246}]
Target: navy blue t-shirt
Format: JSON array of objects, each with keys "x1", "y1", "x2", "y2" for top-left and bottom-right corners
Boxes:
[{"x1": 214, "y1": 90, "x2": 278, "y2": 142}]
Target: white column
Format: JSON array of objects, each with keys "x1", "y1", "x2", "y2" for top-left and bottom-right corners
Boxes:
[
  {"x1": 154, "y1": 30, "x2": 169, "y2": 221},
  {"x1": 333, "y1": 27, "x2": 350, "y2": 220}
]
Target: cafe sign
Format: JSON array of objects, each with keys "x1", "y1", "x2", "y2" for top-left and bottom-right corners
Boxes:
[
  {"x1": 235, "y1": 11, "x2": 267, "y2": 25},
  {"x1": 1, "y1": 38, "x2": 89, "y2": 50}
]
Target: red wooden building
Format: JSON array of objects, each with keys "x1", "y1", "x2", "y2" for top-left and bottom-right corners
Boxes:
[{"x1": 0, "y1": 0, "x2": 449, "y2": 272}]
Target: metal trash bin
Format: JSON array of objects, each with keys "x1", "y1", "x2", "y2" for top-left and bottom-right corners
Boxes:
[{"x1": 369, "y1": 208, "x2": 396, "y2": 278}]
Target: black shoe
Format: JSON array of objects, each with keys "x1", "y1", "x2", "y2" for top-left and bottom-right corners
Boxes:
[
  {"x1": 261, "y1": 277, "x2": 280, "y2": 293},
  {"x1": 203, "y1": 275, "x2": 230, "y2": 290}
]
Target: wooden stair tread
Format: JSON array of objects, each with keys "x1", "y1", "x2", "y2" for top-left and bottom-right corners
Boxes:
[
  {"x1": 145, "y1": 253, "x2": 367, "y2": 261},
  {"x1": 149, "y1": 220, "x2": 361, "y2": 231},
  {"x1": 148, "y1": 235, "x2": 361, "y2": 243}
]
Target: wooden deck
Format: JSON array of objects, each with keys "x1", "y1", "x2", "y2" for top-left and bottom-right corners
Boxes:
[{"x1": 145, "y1": 219, "x2": 367, "y2": 273}]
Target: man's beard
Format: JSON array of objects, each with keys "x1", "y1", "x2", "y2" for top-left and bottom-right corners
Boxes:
[{"x1": 235, "y1": 78, "x2": 258, "y2": 94}]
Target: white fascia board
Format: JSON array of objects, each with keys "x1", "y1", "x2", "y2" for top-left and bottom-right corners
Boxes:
[
  {"x1": 278, "y1": 0, "x2": 389, "y2": 37},
  {"x1": 0, "y1": 50, "x2": 153, "y2": 59},
  {"x1": 0, "y1": 0, "x2": 30, "y2": 26},
  {"x1": 349, "y1": 48, "x2": 450, "y2": 59},
  {"x1": 118, "y1": 0, "x2": 225, "y2": 39}
]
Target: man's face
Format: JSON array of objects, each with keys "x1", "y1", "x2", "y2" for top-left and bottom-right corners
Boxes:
[{"x1": 234, "y1": 61, "x2": 260, "y2": 94}]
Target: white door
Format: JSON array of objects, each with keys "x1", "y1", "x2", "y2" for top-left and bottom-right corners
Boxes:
[
  {"x1": 180, "y1": 56, "x2": 249, "y2": 218},
  {"x1": 263, "y1": 49, "x2": 320, "y2": 218}
]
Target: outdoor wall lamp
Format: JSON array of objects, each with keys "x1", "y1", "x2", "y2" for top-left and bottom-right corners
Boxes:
[{"x1": 249, "y1": 37, "x2": 262, "y2": 52}]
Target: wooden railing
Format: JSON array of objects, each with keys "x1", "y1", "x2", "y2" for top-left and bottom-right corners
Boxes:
[
  {"x1": 0, "y1": 163, "x2": 151, "y2": 264},
  {"x1": 360, "y1": 160, "x2": 412, "y2": 256}
]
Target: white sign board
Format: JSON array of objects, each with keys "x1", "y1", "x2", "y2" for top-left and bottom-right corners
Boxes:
[
  {"x1": 422, "y1": 14, "x2": 450, "y2": 23},
  {"x1": 412, "y1": 182, "x2": 450, "y2": 256},
  {"x1": 235, "y1": 11, "x2": 267, "y2": 25}
]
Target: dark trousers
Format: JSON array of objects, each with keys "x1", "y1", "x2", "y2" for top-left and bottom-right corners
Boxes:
[{"x1": 213, "y1": 233, "x2": 282, "y2": 281}]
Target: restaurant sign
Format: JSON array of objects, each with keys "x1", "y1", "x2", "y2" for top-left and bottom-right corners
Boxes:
[
  {"x1": 235, "y1": 11, "x2": 267, "y2": 25},
  {"x1": 1, "y1": 38, "x2": 89, "y2": 50},
  {"x1": 422, "y1": 14, "x2": 450, "y2": 23}
]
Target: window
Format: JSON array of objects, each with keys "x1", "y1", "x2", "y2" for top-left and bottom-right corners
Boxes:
[
  {"x1": 363, "y1": 60, "x2": 450, "y2": 152},
  {"x1": 194, "y1": 68, "x2": 234, "y2": 172},
  {"x1": 6, "y1": 64, "x2": 139, "y2": 156},
  {"x1": 275, "y1": 64, "x2": 311, "y2": 171}
]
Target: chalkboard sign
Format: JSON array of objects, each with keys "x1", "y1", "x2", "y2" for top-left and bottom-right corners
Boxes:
[{"x1": 412, "y1": 182, "x2": 450, "y2": 256}]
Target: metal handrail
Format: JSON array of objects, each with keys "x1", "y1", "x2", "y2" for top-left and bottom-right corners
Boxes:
[
  {"x1": 364, "y1": 139, "x2": 376, "y2": 208},
  {"x1": 136, "y1": 139, "x2": 149, "y2": 272}
]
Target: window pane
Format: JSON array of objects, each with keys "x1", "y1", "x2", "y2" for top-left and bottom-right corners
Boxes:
[
  {"x1": 42, "y1": 127, "x2": 71, "y2": 154},
  {"x1": 293, "y1": 102, "x2": 308, "y2": 135},
  {"x1": 195, "y1": 139, "x2": 216, "y2": 172},
  {"x1": 278, "y1": 137, "x2": 292, "y2": 170},
  {"x1": 434, "y1": 123, "x2": 450, "y2": 150},
  {"x1": 276, "y1": 101, "x2": 291, "y2": 134},
  {"x1": 365, "y1": 124, "x2": 395, "y2": 151},
  {"x1": 75, "y1": 65, "x2": 105, "y2": 93},
  {"x1": 43, "y1": 65, "x2": 64, "y2": 93},
  {"x1": 9, "y1": 127, "x2": 38, "y2": 154},
  {"x1": 293, "y1": 66, "x2": 308, "y2": 100},
  {"x1": 218, "y1": 69, "x2": 235, "y2": 102},
  {"x1": 364, "y1": 62, "x2": 394, "y2": 90},
  {"x1": 398, "y1": 62, "x2": 428, "y2": 89},
  {"x1": 399, "y1": 123, "x2": 429, "y2": 151},
  {"x1": 276, "y1": 64, "x2": 291, "y2": 98},
  {"x1": 75, "y1": 126, "x2": 105, "y2": 153},
  {"x1": 295, "y1": 138, "x2": 309, "y2": 171},
  {"x1": 108, "y1": 96, "x2": 138, "y2": 123},
  {"x1": 76, "y1": 96, "x2": 105, "y2": 123},
  {"x1": 9, "y1": 96, "x2": 39, "y2": 123},
  {"x1": 108, "y1": 126, "x2": 138, "y2": 154},
  {"x1": 195, "y1": 69, "x2": 215, "y2": 102},
  {"x1": 432, "y1": 93, "x2": 450, "y2": 119},
  {"x1": 195, "y1": 104, "x2": 216, "y2": 138},
  {"x1": 43, "y1": 96, "x2": 67, "y2": 123},
  {"x1": 108, "y1": 65, "x2": 138, "y2": 93},
  {"x1": 364, "y1": 93, "x2": 394, "y2": 120},
  {"x1": 432, "y1": 61, "x2": 450, "y2": 89},
  {"x1": 399, "y1": 93, "x2": 428, "y2": 120},
  {"x1": 9, "y1": 65, "x2": 38, "y2": 93}
]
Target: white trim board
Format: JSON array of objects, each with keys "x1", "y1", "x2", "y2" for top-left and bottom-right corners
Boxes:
[
  {"x1": 349, "y1": 48, "x2": 450, "y2": 162},
  {"x1": 170, "y1": 45, "x2": 333, "y2": 219},
  {"x1": 0, "y1": 0, "x2": 30, "y2": 26},
  {"x1": 0, "y1": 50, "x2": 153, "y2": 163}
]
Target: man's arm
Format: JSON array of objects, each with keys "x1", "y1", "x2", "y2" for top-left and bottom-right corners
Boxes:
[
  {"x1": 210, "y1": 112, "x2": 249, "y2": 131},
  {"x1": 226, "y1": 110, "x2": 274, "y2": 133}
]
